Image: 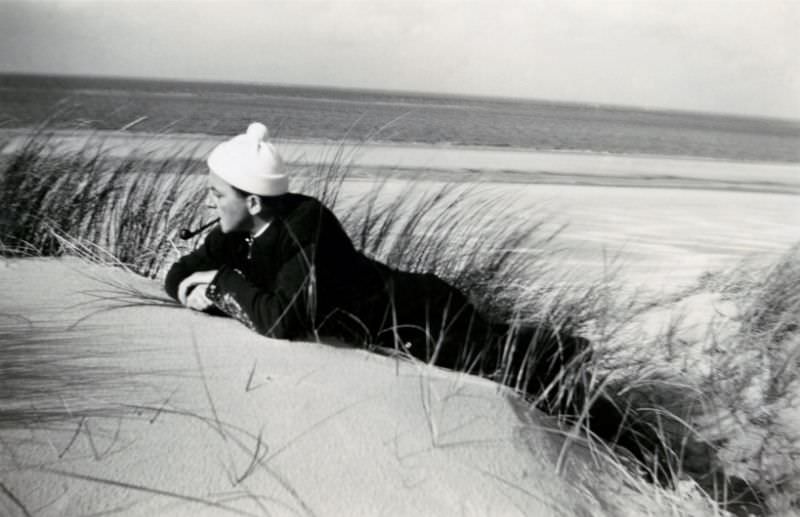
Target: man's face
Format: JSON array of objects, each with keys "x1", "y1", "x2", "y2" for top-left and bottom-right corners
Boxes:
[{"x1": 207, "y1": 173, "x2": 251, "y2": 233}]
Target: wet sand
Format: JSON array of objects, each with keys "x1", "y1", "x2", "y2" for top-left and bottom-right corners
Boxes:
[{"x1": 2, "y1": 128, "x2": 799, "y2": 192}]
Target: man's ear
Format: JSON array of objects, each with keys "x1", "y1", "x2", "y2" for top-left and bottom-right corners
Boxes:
[{"x1": 246, "y1": 195, "x2": 263, "y2": 216}]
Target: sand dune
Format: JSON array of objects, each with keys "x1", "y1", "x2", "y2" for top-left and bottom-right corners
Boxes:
[{"x1": 1, "y1": 257, "x2": 709, "y2": 517}]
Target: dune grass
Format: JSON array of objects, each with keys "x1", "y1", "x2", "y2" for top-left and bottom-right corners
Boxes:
[
  {"x1": 0, "y1": 129, "x2": 207, "y2": 272},
  {"x1": 1, "y1": 128, "x2": 799, "y2": 515},
  {"x1": 695, "y1": 246, "x2": 800, "y2": 512}
]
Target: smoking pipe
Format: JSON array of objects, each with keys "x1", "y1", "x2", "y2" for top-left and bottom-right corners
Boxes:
[{"x1": 179, "y1": 218, "x2": 220, "y2": 240}]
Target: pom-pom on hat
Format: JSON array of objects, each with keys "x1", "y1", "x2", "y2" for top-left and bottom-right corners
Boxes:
[{"x1": 207, "y1": 122, "x2": 288, "y2": 196}]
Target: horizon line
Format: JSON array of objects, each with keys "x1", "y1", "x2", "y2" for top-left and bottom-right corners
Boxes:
[{"x1": 2, "y1": 70, "x2": 800, "y2": 126}]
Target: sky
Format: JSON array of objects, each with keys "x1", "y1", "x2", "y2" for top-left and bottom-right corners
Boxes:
[{"x1": 1, "y1": 0, "x2": 798, "y2": 119}]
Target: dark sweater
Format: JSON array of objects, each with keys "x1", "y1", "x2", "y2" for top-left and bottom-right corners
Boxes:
[{"x1": 165, "y1": 193, "x2": 393, "y2": 342}]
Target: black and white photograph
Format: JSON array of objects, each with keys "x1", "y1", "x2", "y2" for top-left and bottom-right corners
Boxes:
[{"x1": 1, "y1": 1, "x2": 798, "y2": 515}]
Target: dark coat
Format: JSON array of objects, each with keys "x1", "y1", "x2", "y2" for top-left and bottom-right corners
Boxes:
[{"x1": 166, "y1": 193, "x2": 598, "y2": 382}]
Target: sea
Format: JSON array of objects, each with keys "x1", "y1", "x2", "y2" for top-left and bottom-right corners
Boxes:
[{"x1": 1, "y1": 73, "x2": 799, "y2": 164}]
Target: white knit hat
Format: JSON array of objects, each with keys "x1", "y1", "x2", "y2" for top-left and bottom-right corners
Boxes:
[{"x1": 207, "y1": 122, "x2": 288, "y2": 196}]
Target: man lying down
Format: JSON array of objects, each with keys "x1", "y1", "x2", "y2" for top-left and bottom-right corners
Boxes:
[{"x1": 165, "y1": 123, "x2": 667, "y2": 480}]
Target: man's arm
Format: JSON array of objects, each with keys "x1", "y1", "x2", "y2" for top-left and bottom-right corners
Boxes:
[
  {"x1": 206, "y1": 242, "x2": 314, "y2": 339},
  {"x1": 202, "y1": 197, "x2": 370, "y2": 339}
]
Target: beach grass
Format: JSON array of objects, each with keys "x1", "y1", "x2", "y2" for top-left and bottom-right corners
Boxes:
[{"x1": 2, "y1": 128, "x2": 799, "y2": 516}]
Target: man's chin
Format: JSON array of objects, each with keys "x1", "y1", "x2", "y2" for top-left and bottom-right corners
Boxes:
[{"x1": 219, "y1": 223, "x2": 244, "y2": 234}]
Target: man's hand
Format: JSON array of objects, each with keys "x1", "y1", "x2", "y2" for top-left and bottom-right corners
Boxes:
[
  {"x1": 186, "y1": 283, "x2": 214, "y2": 311},
  {"x1": 178, "y1": 270, "x2": 218, "y2": 306}
]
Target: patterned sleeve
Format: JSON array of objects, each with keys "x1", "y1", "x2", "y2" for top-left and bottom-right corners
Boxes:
[{"x1": 205, "y1": 268, "x2": 256, "y2": 331}]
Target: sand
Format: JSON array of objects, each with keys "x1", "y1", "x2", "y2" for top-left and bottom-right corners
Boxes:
[
  {"x1": 2, "y1": 129, "x2": 794, "y2": 514},
  {"x1": 1, "y1": 257, "x2": 691, "y2": 517}
]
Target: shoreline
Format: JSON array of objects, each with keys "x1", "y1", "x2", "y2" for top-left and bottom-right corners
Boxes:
[
  {"x1": 2, "y1": 128, "x2": 799, "y2": 194},
  {"x1": 4, "y1": 126, "x2": 800, "y2": 165}
]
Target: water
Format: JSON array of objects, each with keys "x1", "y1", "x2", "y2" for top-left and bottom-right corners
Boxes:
[{"x1": 2, "y1": 73, "x2": 799, "y2": 163}]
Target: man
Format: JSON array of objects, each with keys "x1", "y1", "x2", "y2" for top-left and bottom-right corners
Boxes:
[
  {"x1": 166, "y1": 123, "x2": 490, "y2": 367},
  {"x1": 164, "y1": 122, "x2": 583, "y2": 382}
]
